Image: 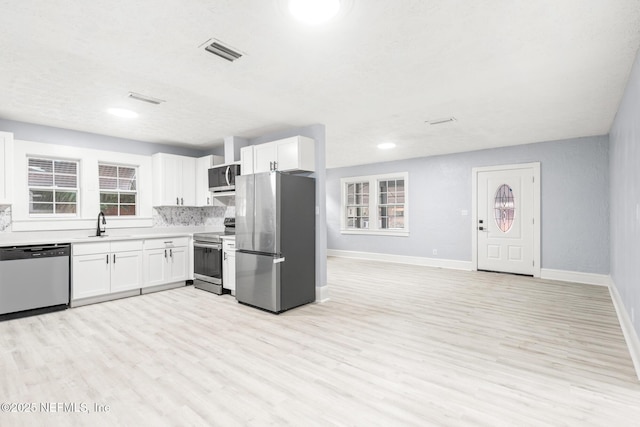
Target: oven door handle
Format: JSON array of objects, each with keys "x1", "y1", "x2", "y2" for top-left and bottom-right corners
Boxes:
[{"x1": 194, "y1": 242, "x2": 222, "y2": 250}]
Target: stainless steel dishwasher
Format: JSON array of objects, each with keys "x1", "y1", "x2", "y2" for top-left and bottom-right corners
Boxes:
[{"x1": 0, "y1": 244, "x2": 71, "y2": 320}]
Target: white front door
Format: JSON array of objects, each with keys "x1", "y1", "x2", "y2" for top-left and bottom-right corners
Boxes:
[{"x1": 475, "y1": 163, "x2": 540, "y2": 276}]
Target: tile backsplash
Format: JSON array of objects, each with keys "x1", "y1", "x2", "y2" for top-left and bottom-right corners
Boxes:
[
  {"x1": 153, "y1": 206, "x2": 235, "y2": 228},
  {"x1": 0, "y1": 204, "x2": 234, "y2": 233},
  {"x1": 0, "y1": 205, "x2": 10, "y2": 232}
]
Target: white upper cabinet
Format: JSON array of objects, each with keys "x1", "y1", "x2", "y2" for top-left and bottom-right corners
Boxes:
[
  {"x1": 195, "y1": 155, "x2": 214, "y2": 206},
  {"x1": 241, "y1": 136, "x2": 315, "y2": 175},
  {"x1": 152, "y1": 153, "x2": 197, "y2": 206},
  {"x1": 0, "y1": 132, "x2": 14, "y2": 204},
  {"x1": 240, "y1": 146, "x2": 254, "y2": 175},
  {"x1": 275, "y1": 136, "x2": 315, "y2": 172}
]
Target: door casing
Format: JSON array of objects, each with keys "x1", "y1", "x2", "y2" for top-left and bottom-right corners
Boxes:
[{"x1": 471, "y1": 162, "x2": 541, "y2": 277}]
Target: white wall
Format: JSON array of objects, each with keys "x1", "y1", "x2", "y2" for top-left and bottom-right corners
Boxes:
[
  {"x1": 0, "y1": 118, "x2": 209, "y2": 157},
  {"x1": 11, "y1": 139, "x2": 154, "y2": 231},
  {"x1": 327, "y1": 135, "x2": 609, "y2": 274}
]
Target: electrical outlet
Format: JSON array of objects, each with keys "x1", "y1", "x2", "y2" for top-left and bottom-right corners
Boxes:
[
  {"x1": 632, "y1": 307, "x2": 635, "y2": 323},
  {"x1": 461, "y1": 210, "x2": 468, "y2": 216},
  {"x1": 432, "y1": 249, "x2": 437, "y2": 256}
]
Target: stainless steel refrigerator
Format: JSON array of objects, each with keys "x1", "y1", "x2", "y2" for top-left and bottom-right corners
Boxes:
[{"x1": 235, "y1": 171, "x2": 316, "y2": 313}]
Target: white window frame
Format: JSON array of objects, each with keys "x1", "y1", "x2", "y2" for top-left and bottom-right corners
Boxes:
[
  {"x1": 12, "y1": 139, "x2": 154, "y2": 231},
  {"x1": 98, "y1": 163, "x2": 138, "y2": 217},
  {"x1": 27, "y1": 156, "x2": 80, "y2": 218},
  {"x1": 340, "y1": 172, "x2": 409, "y2": 237}
]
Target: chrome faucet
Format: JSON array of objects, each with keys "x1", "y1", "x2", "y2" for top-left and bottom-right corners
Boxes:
[{"x1": 96, "y1": 212, "x2": 107, "y2": 236}]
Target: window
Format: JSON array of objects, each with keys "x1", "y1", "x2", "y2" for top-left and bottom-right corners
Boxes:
[
  {"x1": 99, "y1": 164, "x2": 137, "y2": 216},
  {"x1": 345, "y1": 181, "x2": 369, "y2": 229},
  {"x1": 28, "y1": 158, "x2": 78, "y2": 215},
  {"x1": 378, "y1": 178, "x2": 405, "y2": 230},
  {"x1": 494, "y1": 183, "x2": 515, "y2": 232},
  {"x1": 341, "y1": 172, "x2": 408, "y2": 236}
]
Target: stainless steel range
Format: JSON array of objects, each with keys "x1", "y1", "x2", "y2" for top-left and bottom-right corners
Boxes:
[{"x1": 193, "y1": 218, "x2": 234, "y2": 295}]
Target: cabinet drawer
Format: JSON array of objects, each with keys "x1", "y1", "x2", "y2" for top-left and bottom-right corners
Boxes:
[
  {"x1": 143, "y1": 237, "x2": 189, "y2": 250},
  {"x1": 223, "y1": 239, "x2": 236, "y2": 251},
  {"x1": 73, "y1": 241, "x2": 111, "y2": 256},
  {"x1": 111, "y1": 240, "x2": 143, "y2": 252}
]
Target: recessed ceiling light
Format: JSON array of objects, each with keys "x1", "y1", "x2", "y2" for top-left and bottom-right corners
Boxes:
[
  {"x1": 289, "y1": 0, "x2": 341, "y2": 25},
  {"x1": 377, "y1": 142, "x2": 396, "y2": 150},
  {"x1": 107, "y1": 108, "x2": 138, "y2": 119}
]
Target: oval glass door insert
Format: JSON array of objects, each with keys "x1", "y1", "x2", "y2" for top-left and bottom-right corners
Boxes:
[{"x1": 494, "y1": 184, "x2": 515, "y2": 232}]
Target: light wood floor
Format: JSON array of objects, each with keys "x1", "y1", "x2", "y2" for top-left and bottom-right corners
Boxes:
[{"x1": 1, "y1": 257, "x2": 639, "y2": 426}]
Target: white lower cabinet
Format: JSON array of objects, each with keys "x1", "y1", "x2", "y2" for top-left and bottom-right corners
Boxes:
[
  {"x1": 142, "y1": 237, "x2": 189, "y2": 288},
  {"x1": 222, "y1": 238, "x2": 236, "y2": 295},
  {"x1": 72, "y1": 241, "x2": 143, "y2": 300}
]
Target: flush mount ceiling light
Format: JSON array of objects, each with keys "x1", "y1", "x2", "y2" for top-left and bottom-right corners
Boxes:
[
  {"x1": 107, "y1": 108, "x2": 138, "y2": 119},
  {"x1": 128, "y1": 92, "x2": 165, "y2": 105},
  {"x1": 377, "y1": 142, "x2": 396, "y2": 150},
  {"x1": 426, "y1": 117, "x2": 457, "y2": 125},
  {"x1": 289, "y1": 0, "x2": 341, "y2": 25}
]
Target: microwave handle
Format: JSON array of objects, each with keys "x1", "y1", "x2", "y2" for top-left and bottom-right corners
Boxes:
[{"x1": 225, "y1": 166, "x2": 231, "y2": 186}]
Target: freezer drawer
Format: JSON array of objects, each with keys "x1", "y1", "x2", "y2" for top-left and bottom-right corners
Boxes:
[{"x1": 236, "y1": 251, "x2": 281, "y2": 313}]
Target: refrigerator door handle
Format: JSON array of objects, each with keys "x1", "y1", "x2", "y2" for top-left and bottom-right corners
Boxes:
[{"x1": 273, "y1": 257, "x2": 285, "y2": 264}]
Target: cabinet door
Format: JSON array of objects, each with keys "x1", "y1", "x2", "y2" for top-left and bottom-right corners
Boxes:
[
  {"x1": 276, "y1": 138, "x2": 299, "y2": 172},
  {"x1": 143, "y1": 248, "x2": 168, "y2": 288},
  {"x1": 254, "y1": 143, "x2": 276, "y2": 173},
  {"x1": 72, "y1": 253, "x2": 111, "y2": 300},
  {"x1": 168, "y1": 246, "x2": 188, "y2": 282},
  {"x1": 111, "y1": 251, "x2": 143, "y2": 293},
  {"x1": 181, "y1": 157, "x2": 196, "y2": 206},
  {"x1": 195, "y1": 156, "x2": 213, "y2": 206},
  {"x1": 276, "y1": 136, "x2": 315, "y2": 173},
  {"x1": 153, "y1": 154, "x2": 181, "y2": 206},
  {"x1": 0, "y1": 132, "x2": 14, "y2": 204},
  {"x1": 240, "y1": 146, "x2": 254, "y2": 175}
]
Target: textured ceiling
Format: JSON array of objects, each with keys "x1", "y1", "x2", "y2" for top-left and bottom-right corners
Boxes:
[{"x1": 0, "y1": 0, "x2": 639, "y2": 168}]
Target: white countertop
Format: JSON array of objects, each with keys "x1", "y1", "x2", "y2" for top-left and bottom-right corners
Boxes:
[{"x1": 0, "y1": 226, "x2": 223, "y2": 247}]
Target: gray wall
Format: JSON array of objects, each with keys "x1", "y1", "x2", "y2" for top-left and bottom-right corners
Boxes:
[
  {"x1": 327, "y1": 135, "x2": 609, "y2": 274},
  {"x1": 0, "y1": 118, "x2": 209, "y2": 157},
  {"x1": 249, "y1": 124, "x2": 328, "y2": 290},
  {"x1": 610, "y1": 48, "x2": 640, "y2": 335}
]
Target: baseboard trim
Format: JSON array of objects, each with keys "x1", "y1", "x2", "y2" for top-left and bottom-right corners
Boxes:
[
  {"x1": 316, "y1": 286, "x2": 330, "y2": 303},
  {"x1": 327, "y1": 249, "x2": 473, "y2": 271},
  {"x1": 608, "y1": 280, "x2": 640, "y2": 381},
  {"x1": 540, "y1": 268, "x2": 610, "y2": 286},
  {"x1": 70, "y1": 289, "x2": 140, "y2": 308}
]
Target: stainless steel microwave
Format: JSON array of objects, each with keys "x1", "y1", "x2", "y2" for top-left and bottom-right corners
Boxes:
[{"x1": 208, "y1": 164, "x2": 241, "y2": 192}]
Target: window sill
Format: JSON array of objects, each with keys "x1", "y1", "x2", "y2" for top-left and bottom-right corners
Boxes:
[{"x1": 340, "y1": 229, "x2": 409, "y2": 237}]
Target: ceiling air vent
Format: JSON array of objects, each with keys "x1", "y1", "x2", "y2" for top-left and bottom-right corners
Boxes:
[{"x1": 204, "y1": 40, "x2": 243, "y2": 62}]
